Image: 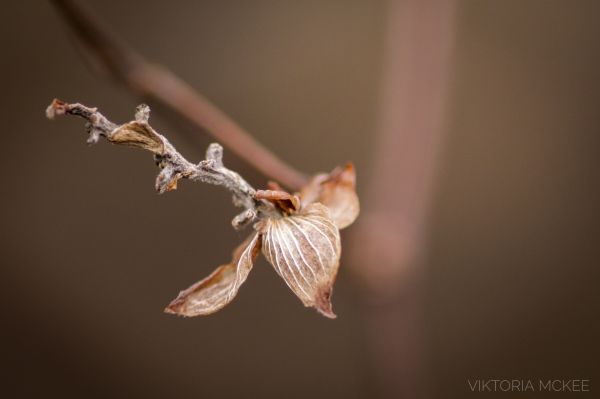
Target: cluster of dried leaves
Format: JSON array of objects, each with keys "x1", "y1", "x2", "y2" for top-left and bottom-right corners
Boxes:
[
  {"x1": 47, "y1": 100, "x2": 359, "y2": 318},
  {"x1": 167, "y1": 164, "x2": 359, "y2": 318}
]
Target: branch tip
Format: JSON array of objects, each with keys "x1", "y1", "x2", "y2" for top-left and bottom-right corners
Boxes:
[{"x1": 46, "y1": 98, "x2": 66, "y2": 119}]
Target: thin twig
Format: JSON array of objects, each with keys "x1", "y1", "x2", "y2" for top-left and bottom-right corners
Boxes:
[
  {"x1": 50, "y1": 0, "x2": 308, "y2": 190},
  {"x1": 46, "y1": 99, "x2": 277, "y2": 229}
]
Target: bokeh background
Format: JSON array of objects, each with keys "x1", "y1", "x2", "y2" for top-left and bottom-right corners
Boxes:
[{"x1": 1, "y1": 1, "x2": 598, "y2": 398}]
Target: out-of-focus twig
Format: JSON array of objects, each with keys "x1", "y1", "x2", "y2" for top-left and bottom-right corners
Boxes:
[{"x1": 50, "y1": 0, "x2": 308, "y2": 191}]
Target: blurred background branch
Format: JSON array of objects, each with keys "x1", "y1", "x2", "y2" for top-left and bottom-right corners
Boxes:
[
  {"x1": 349, "y1": 1, "x2": 455, "y2": 398},
  {"x1": 51, "y1": 0, "x2": 307, "y2": 190}
]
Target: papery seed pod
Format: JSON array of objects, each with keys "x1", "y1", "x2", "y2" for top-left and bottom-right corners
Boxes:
[{"x1": 261, "y1": 203, "x2": 341, "y2": 318}]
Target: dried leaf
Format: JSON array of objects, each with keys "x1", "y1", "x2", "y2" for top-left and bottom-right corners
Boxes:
[
  {"x1": 110, "y1": 121, "x2": 165, "y2": 154},
  {"x1": 165, "y1": 233, "x2": 261, "y2": 316},
  {"x1": 300, "y1": 163, "x2": 359, "y2": 229},
  {"x1": 255, "y1": 189, "x2": 300, "y2": 214},
  {"x1": 266, "y1": 181, "x2": 284, "y2": 191},
  {"x1": 261, "y1": 203, "x2": 341, "y2": 318}
]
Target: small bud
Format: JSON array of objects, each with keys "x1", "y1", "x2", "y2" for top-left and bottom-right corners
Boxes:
[
  {"x1": 205, "y1": 143, "x2": 224, "y2": 168},
  {"x1": 155, "y1": 165, "x2": 182, "y2": 193},
  {"x1": 135, "y1": 104, "x2": 150, "y2": 123},
  {"x1": 45, "y1": 98, "x2": 67, "y2": 120},
  {"x1": 86, "y1": 128, "x2": 101, "y2": 145},
  {"x1": 232, "y1": 208, "x2": 257, "y2": 229}
]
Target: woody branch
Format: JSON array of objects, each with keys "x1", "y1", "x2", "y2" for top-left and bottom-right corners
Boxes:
[{"x1": 46, "y1": 99, "x2": 276, "y2": 229}]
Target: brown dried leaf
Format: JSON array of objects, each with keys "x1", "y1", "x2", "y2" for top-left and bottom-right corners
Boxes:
[
  {"x1": 261, "y1": 203, "x2": 341, "y2": 318},
  {"x1": 299, "y1": 163, "x2": 359, "y2": 229},
  {"x1": 255, "y1": 189, "x2": 300, "y2": 214},
  {"x1": 110, "y1": 121, "x2": 165, "y2": 154},
  {"x1": 266, "y1": 181, "x2": 284, "y2": 191},
  {"x1": 165, "y1": 233, "x2": 261, "y2": 316}
]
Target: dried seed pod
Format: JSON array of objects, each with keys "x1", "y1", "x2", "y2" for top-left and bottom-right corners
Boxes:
[
  {"x1": 261, "y1": 203, "x2": 341, "y2": 318},
  {"x1": 109, "y1": 121, "x2": 165, "y2": 154}
]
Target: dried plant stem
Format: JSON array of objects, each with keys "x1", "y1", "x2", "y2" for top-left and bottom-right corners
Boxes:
[
  {"x1": 50, "y1": 0, "x2": 308, "y2": 191},
  {"x1": 46, "y1": 99, "x2": 275, "y2": 228}
]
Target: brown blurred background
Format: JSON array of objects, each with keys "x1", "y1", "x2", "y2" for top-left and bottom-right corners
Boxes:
[{"x1": 0, "y1": 1, "x2": 598, "y2": 398}]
